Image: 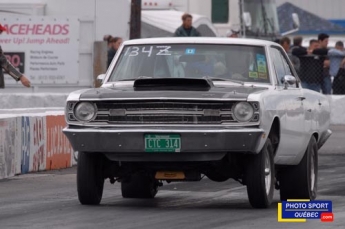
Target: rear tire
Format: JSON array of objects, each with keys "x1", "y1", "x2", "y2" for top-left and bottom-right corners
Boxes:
[
  {"x1": 279, "y1": 136, "x2": 318, "y2": 201},
  {"x1": 77, "y1": 152, "x2": 104, "y2": 205},
  {"x1": 121, "y1": 173, "x2": 158, "y2": 199},
  {"x1": 246, "y1": 139, "x2": 275, "y2": 208}
]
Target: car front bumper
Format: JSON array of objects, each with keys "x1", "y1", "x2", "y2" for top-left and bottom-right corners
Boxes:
[{"x1": 63, "y1": 126, "x2": 265, "y2": 162}]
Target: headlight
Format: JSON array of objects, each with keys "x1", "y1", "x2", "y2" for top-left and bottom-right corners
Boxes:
[
  {"x1": 74, "y1": 102, "x2": 96, "y2": 122},
  {"x1": 233, "y1": 102, "x2": 254, "y2": 122}
]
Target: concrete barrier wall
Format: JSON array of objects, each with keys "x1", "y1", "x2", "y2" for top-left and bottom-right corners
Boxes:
[
  {"x1": 0, "y1": 93, "x2": 69, "y2": 109},
  {"x1": 327, "y1": 95, "x2": 345, "y2": 125},
  {"x1": 0, "y1": 113, "x2": 74, "y2": 180}
]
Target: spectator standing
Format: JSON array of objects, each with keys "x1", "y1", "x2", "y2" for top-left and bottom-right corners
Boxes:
[
  {"x1": 290, "y1": 36, "x2": 303, "y2": 75},
  {"x1": 290, "y1": 36, "x2": 303, "y2": 50},
  {"x1": 103, "y1": 34, "x2": 113, "y2": 49},
  {"x1": 293, "y1": 39, "x2": 327, "y2": 92},
  {"x1": 174, "y1": 13, "x2": 201, "y2": 37},
  {"x1": 107, "y1": 37, "x2": 123, "y2": 68},
  {"x1": 0, "y1": 24, "x2": 31, "y2": 88},
  {"x1": 329, "y1": 41, "x2": 345, "y2": 94},
  {"x1": 280, "y1": 36, "x2": 300, "y2": 74},
  {"x1": 318, "y1": 33, "x2": 332, "y2": 94}
]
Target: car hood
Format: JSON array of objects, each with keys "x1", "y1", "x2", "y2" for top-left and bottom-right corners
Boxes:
[{"x1": 79, "y1": 81, "x2": 268, "y2": 101}]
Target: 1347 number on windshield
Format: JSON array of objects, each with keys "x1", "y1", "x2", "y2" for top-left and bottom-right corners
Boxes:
[{"x1": 125, "y1": 46, "x2": 171, "y2": 57}]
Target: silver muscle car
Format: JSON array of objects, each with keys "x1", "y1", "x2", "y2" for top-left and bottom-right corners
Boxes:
[{"x1": 63, "y1": 38, "x2": 332, "y2": 208}]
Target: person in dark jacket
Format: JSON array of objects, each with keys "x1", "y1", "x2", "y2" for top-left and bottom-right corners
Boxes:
[
  {"x1": 107, "y1": 37, "x2": 122, "y2": 68},
  {"x1": 0, "y1": 24, "x2": 31, "y2": 88},
  {"x1": 174, "y1": 13, "x2": 201, "y2": 37},
  {"x1": 290, "y1": 36, "x2": 303, "y2": 50},
  {"x1": 280, "y1": 36, "x2": 300, "y2": 74},
  {"x1": 103, "y1": 34, "x2": 113, "y2": 49},
  {"x1": 317, "y1": 33, "x2": 331, "y2": 94},
  {"x1": 292, "y1": 39, "x2": 328, "y2": 92}
]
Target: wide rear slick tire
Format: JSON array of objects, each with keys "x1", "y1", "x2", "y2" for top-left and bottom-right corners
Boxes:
[
  {"x1": 121, "y1": 173, "x2": 158, "y2": 199},
  {"x1": 246, "y1": 139, "x2": 275, "y2": 209},
  {"x1": 77, "y1": 152, "x2": 105, "y2": 205},
  {"x1": 279, "y1": 136, "x2": 318, "y2": 201}
]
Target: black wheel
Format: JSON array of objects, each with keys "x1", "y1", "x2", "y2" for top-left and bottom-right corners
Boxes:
[
  {"x1": 246, "y1": 139, "x2": 275, "y2": 208},
  {"x1": 77, "y1": 152, "x2": 104, "y2": 205},
  {"x1": 279, "y1": 136, "x2": 318, "y2": 201},
  {"x1": 121, "y1": 173, "x2": 158, "y2": 199}
]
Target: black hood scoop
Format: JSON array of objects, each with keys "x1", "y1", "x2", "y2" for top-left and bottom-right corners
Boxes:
[{"x1": 133, "y1": 78, "x2": 214, "y2": 91}]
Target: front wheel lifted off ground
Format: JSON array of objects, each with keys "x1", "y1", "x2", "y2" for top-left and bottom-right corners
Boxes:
[
  {"x1": 77, "y1": 152, "x2": 105, "y2": 205},
  {"x1": 246, "y1": 139, "x2": 275, "y2": 209},
  {"x1": 279, "y1": 136, "x2": 318, "y2": 201}
]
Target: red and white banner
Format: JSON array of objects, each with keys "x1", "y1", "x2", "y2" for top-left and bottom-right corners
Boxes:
[
  {"x1": 0, "y1": 17, "x2": 80, "y2": 85},
  {"x1": 29, "y1": 116, "x2": 46, "y2": 172},
  {"x1": 46, "y1": 115, "x2": 73, "y2": 170}
]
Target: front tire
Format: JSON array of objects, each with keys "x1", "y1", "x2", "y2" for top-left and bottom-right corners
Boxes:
[
  {"x1": 246, "y1": 139, "x2": 275, "y2": 208},
  {"x1": 279, "y1": 136, "x2": 318, "y2": 201},
  {"x1": 77, "y1": 152, "x2": 105, "y2": 205},
  {"x1": 121, "y1": 173, "x2": 158, "y2": 199}
]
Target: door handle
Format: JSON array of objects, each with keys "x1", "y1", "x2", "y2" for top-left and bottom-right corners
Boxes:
[{"x1": 297, "y1": 96, "x2": 306, "y2": 101}]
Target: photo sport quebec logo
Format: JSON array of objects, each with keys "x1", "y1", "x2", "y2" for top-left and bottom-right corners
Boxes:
[{"x1": 278, "y1": 200, "x2": 334, "y2": 223}]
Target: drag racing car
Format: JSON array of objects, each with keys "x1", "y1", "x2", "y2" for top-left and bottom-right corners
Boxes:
[{"x1": 63, "y1": 37, "x2": 332, "y2": 208}]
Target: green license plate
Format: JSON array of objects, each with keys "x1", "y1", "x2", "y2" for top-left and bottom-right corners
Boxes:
[{"x1": 145, "y1": 134, "x2": 181, "y2": 153}]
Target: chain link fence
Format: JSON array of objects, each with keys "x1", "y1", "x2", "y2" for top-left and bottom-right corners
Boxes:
[{"x1": 292, "y1": 53, "x2": 345, "y2": 95}]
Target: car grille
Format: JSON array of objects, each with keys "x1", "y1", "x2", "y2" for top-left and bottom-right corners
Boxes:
[{"x1": 68, "y1": 100, "x2": 260, "y2": 125}]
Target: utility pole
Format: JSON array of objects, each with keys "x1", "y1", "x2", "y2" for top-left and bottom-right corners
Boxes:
[
  {"x1": 239, "y1": 0, "x2": 246, "y2": 38},
  {"x1": 130, "y1": 0, "x2": 141, "y2": 39}
]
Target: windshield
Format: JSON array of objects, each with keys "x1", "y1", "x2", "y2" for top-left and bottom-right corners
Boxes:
[
  {"x1": 243, "y1": 0, "x2": 280, "y2": 38},
  {"x1": 109, "y1": 44, "x2": 270, "y2": 84}
]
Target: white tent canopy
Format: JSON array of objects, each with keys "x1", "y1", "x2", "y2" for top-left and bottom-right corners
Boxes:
[{"x1": 141, "y1": 10, "x2": 219, "y2": 38}]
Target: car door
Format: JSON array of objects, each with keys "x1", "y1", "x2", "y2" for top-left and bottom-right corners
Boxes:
[{"x1": 269, "y1": 46, "x2": 307, "y2": 159}]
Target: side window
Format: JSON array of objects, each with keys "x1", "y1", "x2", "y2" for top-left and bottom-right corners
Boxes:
[{"x1": 270, "y1": 47, "x2": 294, "y2": 87}]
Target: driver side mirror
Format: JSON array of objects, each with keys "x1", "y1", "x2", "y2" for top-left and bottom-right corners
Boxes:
[
  {"x1": 97, "y1": 74, "x2": 106, "y2": 84},
  {"x1": 242, "y1": 12, "x2": 252, "y2": 30},
  {"x1": 282, "y1": 75, "x2": 297, "y2": 89}
]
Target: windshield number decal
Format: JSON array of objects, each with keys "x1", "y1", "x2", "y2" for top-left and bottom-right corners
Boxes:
[
  {"x1": 129, "y1": 47, "x2": 140, "y2": 56},
  {"x1": 156, "y1": 46, "x2": 171, "y2": 56},
  {"x1": 142, "y1": 46, "x2": 153, "y2": 57},
  {"x1": 126, "y1": 46, "x2": 171, "y2": 57}
]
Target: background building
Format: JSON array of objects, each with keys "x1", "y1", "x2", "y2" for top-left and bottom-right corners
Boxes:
[
  {"x1": 276, "y1": 0, "x2": 345, "y2": 27},
  {"x1": 276, "y1": 0, "x2": 345, "y2": 47}
]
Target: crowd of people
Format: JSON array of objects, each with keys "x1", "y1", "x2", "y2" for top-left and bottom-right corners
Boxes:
[{"x1": 277, "y1": 34, "x2": 345, "y2": 95}]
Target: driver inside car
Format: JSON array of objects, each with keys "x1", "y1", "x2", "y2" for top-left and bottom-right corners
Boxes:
[{"x1": 184, "y1": 55, "x2": 215, "y2": 77}]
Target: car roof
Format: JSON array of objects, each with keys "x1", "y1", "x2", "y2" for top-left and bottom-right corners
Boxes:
[{"x1": 123, "y1": 37, "x2": 277, "y2": 47}]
